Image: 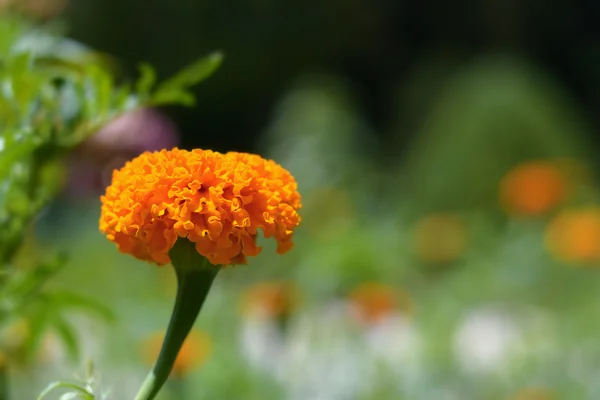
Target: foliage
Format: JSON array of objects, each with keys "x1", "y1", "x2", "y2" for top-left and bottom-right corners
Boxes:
[
  {"x1": 0, "y1": 13, "x2": 222, "y2": 386},
  {"x1": 37, "y1": 362, "x2": 103, "y2": 400}
]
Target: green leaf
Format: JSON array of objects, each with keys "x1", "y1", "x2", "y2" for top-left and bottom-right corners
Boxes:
[
  {"x1": 60, "y1": 393, "x2": 80, "y2": 400},
  {"x1": 150, "y1": 51, "x2": 223, "y2": 107},
  {"x1": 150, "y1": 89, "x2": 196, "y2": 107},
  {"x1": 50, "y1": 290, "x2": 115, "y2": 322},
  {"x1": 37, "y1": 382, "x2": 94, "y2": 400},
  {"x1": 157, "y1": 51, "x2": 223, "y2": 91},
  {"x1": 35, "y1": 56, "x2": 86, "y2": 78},
  {"x1": 135, "y1": 63, "x2": 156, "y2": 98},
  {"x1": 85, "y1": 65, "x2": 113, "y2": 118},
  {"x1": 113, "y1": 82, "x2": 135, "y2": 110},
  {"x1": 24, "y1": 302, "x2": 51, "y2": 361},
  {"x1": 0, "y1": 18, "x2": 25, "y2": 57},
  {"x1": 52, "y1": 315, "x2": 79, "y2": 360}
]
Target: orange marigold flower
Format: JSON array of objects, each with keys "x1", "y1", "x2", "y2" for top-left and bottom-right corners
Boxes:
[
  {"x1": 413, "y1": 213, "x2": 467, "y2": 265},
  {"x1": 99, "y1": 148, "x2": 301, "y2": 265},
  {"x1": 499, "y1": 161, "x2": 567, "y2": 216},
  {"x1": 141, "y1": 330, "x2": 211, "y2": 377},
  {"x1": 545, "y1": 208, "x2": 600, "y2": 264},
  {"x1": 241, "y1": 281, "x2": 300, "y2": 318},
  {"x1": 349, "y1": 283, "x2": 413, "y2": 324}
]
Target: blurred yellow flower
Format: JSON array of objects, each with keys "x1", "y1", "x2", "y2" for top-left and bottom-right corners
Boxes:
[
  {"x1": 0, "y1": 318, "x2": 29, "y2": 366},
  {"x1": 545, "y1": 208, "x2": 600, "y2": 263},
  {"x1": 509, "y1": 387, "x2": 554, "y2": 400},
  {"x1": 413, "y1": 214, "x2": 467, "y2": 264},
  {"x1": 241, "y1": 281, "x2": 300, "y2": 318},
  {"x1": 100, "y1": 148, "x2": 301, "y2": 265},
  {"x1": 1, "y1": 318, "x2": 29, "y2": 351},
  {"x1": 349, "y1": 282, "x2": 412, "y2": 324},
  {"x1": 141, "y1": 330, "x2": 211, "y2": 377},
  {"x1": 500, "y1": 161, "x2": 567, "y2": 216},
  {"x1": 0, "y1": 319, "x2": 66, "y2": 367}
]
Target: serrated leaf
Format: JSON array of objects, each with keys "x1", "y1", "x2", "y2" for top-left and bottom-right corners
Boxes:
[{"x1": 158, "y1": 51, "x2": 223, "y2": 91}]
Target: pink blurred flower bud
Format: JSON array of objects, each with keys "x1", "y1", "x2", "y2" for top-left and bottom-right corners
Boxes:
[{"x1": 66, "y1": 108, "x2": 180, "y2": 198}]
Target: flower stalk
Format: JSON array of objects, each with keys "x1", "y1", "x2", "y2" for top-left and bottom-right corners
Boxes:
[
  {"x1": 133, "y1": 239, "x2": 218, "y2": 400},
  {"x1": 0, "y1": 355, "x2": 8, "y2": 400}
]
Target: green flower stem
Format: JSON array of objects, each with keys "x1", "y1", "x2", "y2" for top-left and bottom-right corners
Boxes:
[
  {"x1": 133, "y1": 239, "x2": 219, "y2": 400},
  {"x1": 0, "y1": 357, "x2": 8, "y2": 400}
]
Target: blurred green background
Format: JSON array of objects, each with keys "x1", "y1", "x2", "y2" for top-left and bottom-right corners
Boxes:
[{"x1": 4, "y1": 0, "x2": 600, "y2": 399}]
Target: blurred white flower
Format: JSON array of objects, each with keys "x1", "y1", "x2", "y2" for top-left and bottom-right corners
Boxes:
[
  {"x1": 453, "y1": 307, "x2": 524, "y2": 375},
  {"x1": 422, "y1": 387, "x2": 464, "y2": 400},
  {"x1": 240, "y1": 300, "x2": 423, "y2": 399},
  {"x1": 239, "y1": 316, "x2": 285, "y2": 377},
  {"x1": 567, "y1": 338, "x2": 600, "y2": 387},
  {"x1": 365, "y1": 314, "x2": 423, "y2": 381},
  {"x1": 281, "y1": 302, "x2": 372, "y2": 400}
]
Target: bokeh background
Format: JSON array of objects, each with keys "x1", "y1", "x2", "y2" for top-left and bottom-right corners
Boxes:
[{"x1": 6, "y1": 0, "x2": 600, "y2": 399}]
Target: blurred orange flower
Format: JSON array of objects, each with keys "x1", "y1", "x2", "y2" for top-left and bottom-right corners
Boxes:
[
  {"x1": 100, "y1": 148, "x2": 301, "y2": 265},
  {"x1": 241, "y1": 281, "x2": 300, "y2": 318},
  {"x1": 413, "y1": 214, "x2": 467, "y2": 264},
  {"x1": 545, "y1": 208, "x2": 600, "y2": 263},
  {"x1": 349, "y1": 282, "x2": 412, "y2": 324},
  {"x1": 141, "y1": 330, "x2": 211, "y2": 377},
  {"x1": 509, "y1": 387, "x2": 554, "y2": 400},
  {"x1": 499, "y1": 161, "x2": 567, "y2": 216}
]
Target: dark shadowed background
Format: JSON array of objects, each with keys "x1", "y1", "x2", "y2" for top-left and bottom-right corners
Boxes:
[{"x1": 63, "y1": 0, "x2": 600, "y2": 156}]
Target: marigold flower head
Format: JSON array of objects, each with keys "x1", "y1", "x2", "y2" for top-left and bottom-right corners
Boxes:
[
  {"x1": 413, "y1": 213, "x2": 467, "y2": 265},
  {"x1": 241, "y1": 281, "x2": 300, "y2": 318},
  {"x1": 349, "y1": 283, "x2": 413, "y2": 324},
  {"x1": 99, "y1": 148, "x2": 301, "y2": 265},
  {"x1": 141, "y1": 330, "x2": 211, "y2": 377},
  {"x1": 499, "y1": 161, "x2": 567, "y2": 216},
  {"x1": 545, "y1": 208, "x2": 600, "y2": 264}
]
